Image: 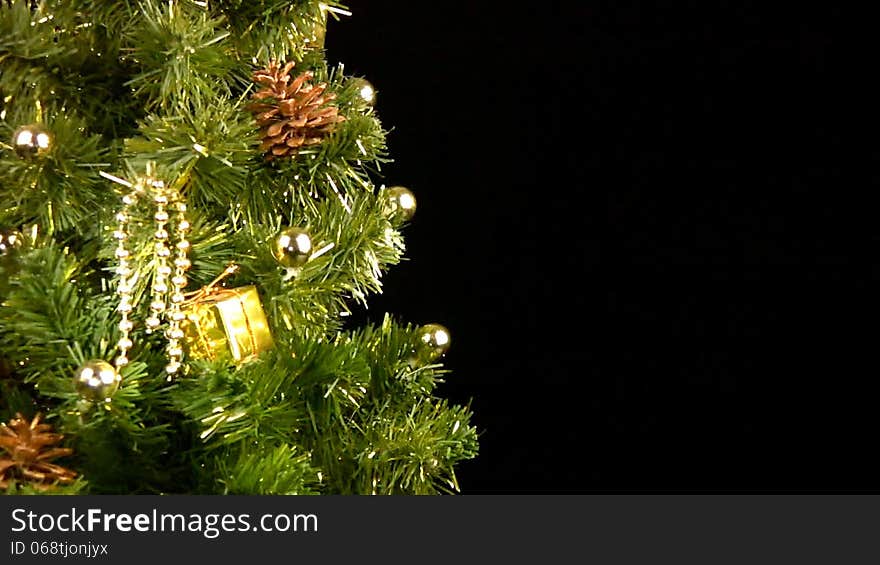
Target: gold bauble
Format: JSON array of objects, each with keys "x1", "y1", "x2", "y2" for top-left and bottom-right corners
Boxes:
[
  {"x1": 351, "y1": 78, "x2": 376, "y2": 107},
  {"x1": 310, "y1": 7, "x2": 328, "y2": 49},
  {"x1": 11, "y1": 124, "x2": 52, "y2": 160},
  {"x1": 276, "y1": 227, "x2": 313, "y2": 268},
  {"x1": 74, "y1": 360, "x2": 121, "y2": 402},
  {"x1": 382, "y1": 186, "x2": 417, "y2": 225},
  {"x1": 0, "y1": 229, "x2": 23, "y2": 257},
  {"x1": 415, "y1": 324, "x2": 451, "y2": 363}
]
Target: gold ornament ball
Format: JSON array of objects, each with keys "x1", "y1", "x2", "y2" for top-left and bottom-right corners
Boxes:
[
  {"x1": 0, "y1": 229, "x2": 23, "y2": 257},
  {"x1": 416, "y1": 324, "x2": 451, "y2": 362},
  {"x1": 276, "y1": 227, "x2": 313, "y2": 268},
  {"x1": 11, "y1": 124, "x2": 52, "y2": 160},
  {"x1": 74, "y1": 360, "x2": 121, "y2": 402},
  {"x1": 383, "y1": 186, "x2": 417, "y2": 225},
  {"x1": 352, "y1": 78, "x2": 376, "y2": 106}
]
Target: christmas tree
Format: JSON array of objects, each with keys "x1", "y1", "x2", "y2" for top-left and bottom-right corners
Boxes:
[{"x1": 0, "y1": 0, "x2": 477, "y2": 494}]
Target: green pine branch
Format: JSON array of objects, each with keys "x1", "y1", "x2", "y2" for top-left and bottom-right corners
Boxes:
[{"x1": 0, "y1": 0, "x2": 478, "y2": 495}]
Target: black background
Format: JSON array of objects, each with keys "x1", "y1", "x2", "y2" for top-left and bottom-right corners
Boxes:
[{"x1": 328, "y1": 4, "x2": 856, "y2": 492}]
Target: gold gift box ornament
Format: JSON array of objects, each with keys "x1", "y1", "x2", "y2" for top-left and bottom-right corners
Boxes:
[{"x1": 181, "y1": 266, "x2": 273, "y2": 364}]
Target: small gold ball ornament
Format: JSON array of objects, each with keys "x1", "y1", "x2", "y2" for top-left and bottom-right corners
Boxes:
[
  {"x1": 351, "y1": 78, "x2": 376, "y2": 107},
  {"x1": 74, "y1": 360, "x2": 121, "y2": 402},
  {"x1": 382, "y1": 186, "x2": 417, "y2": 225},
  {"x1": 415, "y1": 323, "x2": 451, "y2": 363},
  {"x1": 0, "y1": 229, "x2": 23, "y2": 257},
  {"x1": 276, "y1": 227, "x2": 313, "y2": 268},
  {"x1": 11, "y1": 124, "x2": 52, "y2": 160}
]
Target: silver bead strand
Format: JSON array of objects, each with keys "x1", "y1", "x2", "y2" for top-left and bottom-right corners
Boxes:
[
  {"x1": 113, "y1": 181, "x2": 142, "y2": 370},
  {"x1": 164, "y1": 191, "x2": 191, "y2": 378},
  {"x1": 105, "y1": 165, "x2": 193, "y2": 381},
  {"x1": 146, "y1": 181, "x2": 170, "y2": 333}
]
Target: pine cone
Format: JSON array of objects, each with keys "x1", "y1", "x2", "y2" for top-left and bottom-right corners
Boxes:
[
  {"x1": 0, "y1": 412, "x2": 76, "y2": 490},
  {"x1": 250, "y1": 61, "x2": 345, "y2": 159}
]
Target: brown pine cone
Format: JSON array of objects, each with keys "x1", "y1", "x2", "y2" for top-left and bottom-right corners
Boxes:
[
  {"x1": 250, "y1": 61, "x2": 345, "y2": 159},
  {"x1": 0, "y1": 412, "x2": 76, "y2": 491}
]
